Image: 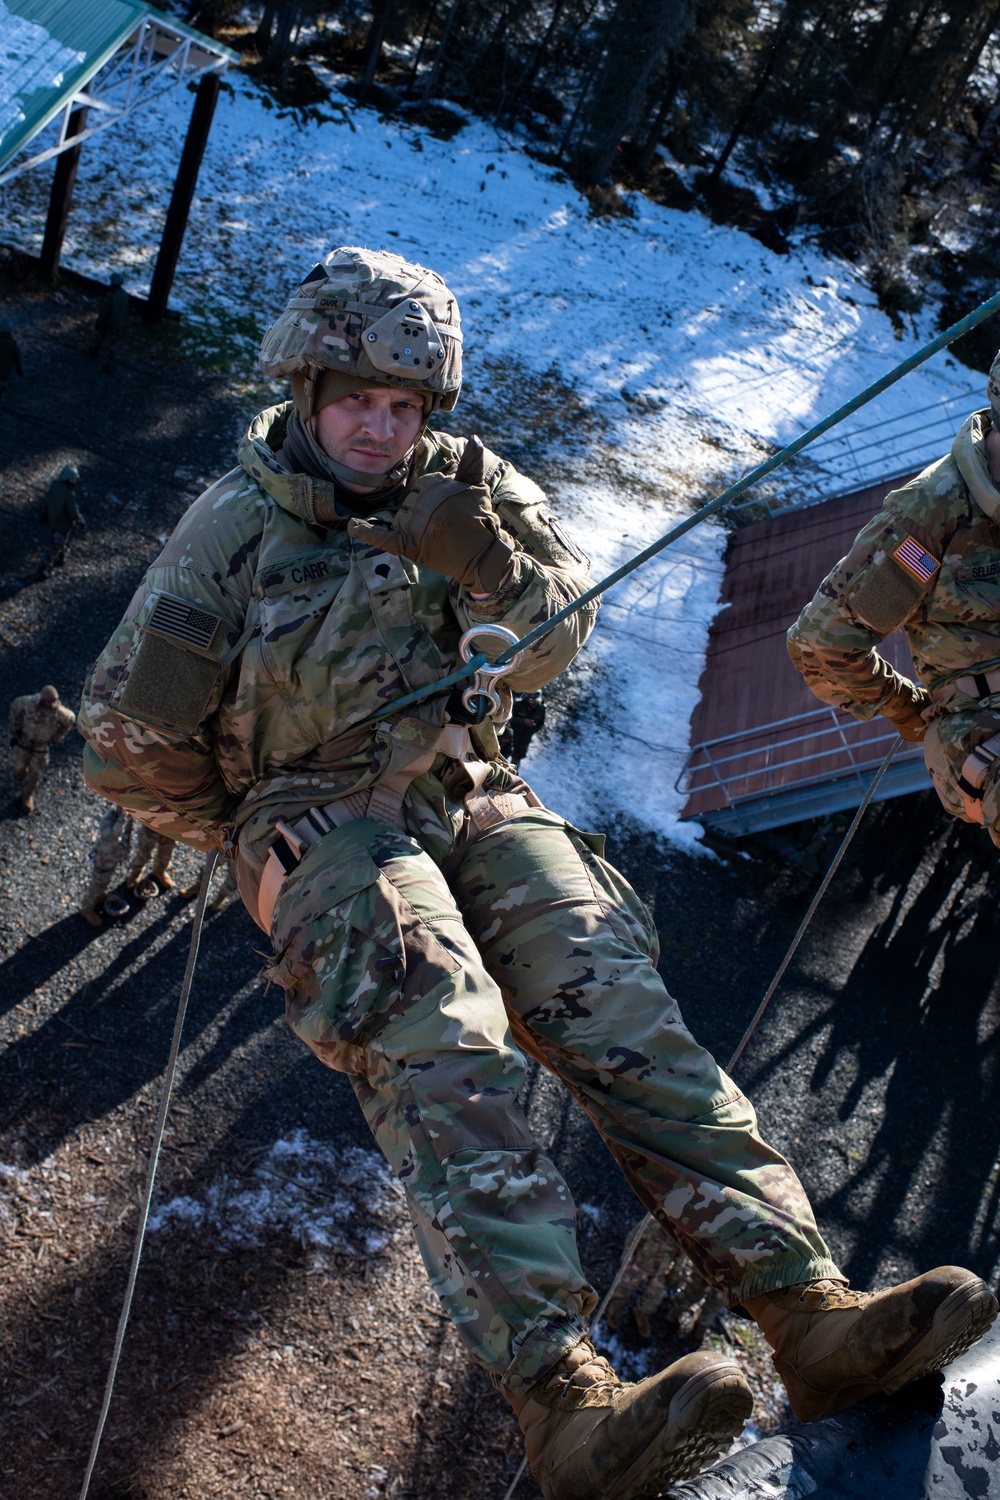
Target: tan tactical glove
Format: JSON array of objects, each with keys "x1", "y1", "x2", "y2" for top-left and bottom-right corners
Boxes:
[
  {"x1": 880, "y1": 685, "x2": 930, "y2": 742},
  {"x1": 347, "y1": 436, "x2": 516, "y2": 594}
]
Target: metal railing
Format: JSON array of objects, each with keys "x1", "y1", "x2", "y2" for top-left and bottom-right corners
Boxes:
[
  {"x1": 729, "y1": 385, "x2": 981, "y2": 519},
  {"x1": 677, "y1": 704, "x2": 925, "y2": 808}
]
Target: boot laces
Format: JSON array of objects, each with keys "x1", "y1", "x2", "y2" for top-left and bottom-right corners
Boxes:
[{"x1": 542, "y1": 1341, "x2": 622, "y2": 1406}]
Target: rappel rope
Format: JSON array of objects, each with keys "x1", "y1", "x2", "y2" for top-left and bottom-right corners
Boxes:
[
  {"x1": 501, "y1": 735, "x2": 903, "y2": 1500},
  {"x1": 80, "y1": 285, "x2": 1000, "y2": 1497},
  {"x1": 78, "y1": 852, "x2": 218, "y2": 1500},
  {"x1": 358, "y1": 286, "x2": 1000, "y2": 727}
]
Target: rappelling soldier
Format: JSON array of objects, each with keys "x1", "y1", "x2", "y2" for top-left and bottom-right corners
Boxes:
[
  {"x1": 77, "y1": 248, "x2": 996, "y2": 1500},
  {"x1": 790, "y1": 350, "x2": 1000, "y2": 849},
  {"x1": 8, "y1": 683, "x2": 76, "y2": 813}
]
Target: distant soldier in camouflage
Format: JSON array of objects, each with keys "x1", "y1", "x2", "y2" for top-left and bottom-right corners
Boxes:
[
  {"x1": 39, "y1": 463, "x2": 84, "y2": 577},
  {"x1": 77, "y1": 248, "x2": 995, "y2": 1499},
  {"x1": 180, "y1": 856, "x2": 239, "y2": 913},
  {"x1": 126, "y1": 826, "x2": 178, "y2": 898},
  {"x1": 80, "y1": 805, "x2": 132, "y2": 927},
  {"x1": 89, "y1": 270, "x2": 129, "y2": 373},
  {"x1": 0, "y1": 319, "x2": 23, "y2": 407},
  {"x1": 8, "y1": 683, "x2": 75, "y2": 813},
  {"x1": 790, "y1": 350, "x2": 1000, "y2": 848}
]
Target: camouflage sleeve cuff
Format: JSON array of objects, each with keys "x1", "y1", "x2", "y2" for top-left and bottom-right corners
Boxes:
[{"x1": 457, "y1": 555, "x2": 532, "y2": 621}]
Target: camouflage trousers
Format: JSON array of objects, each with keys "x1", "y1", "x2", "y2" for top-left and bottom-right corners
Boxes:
[
  {"x1": 11, "y1": 746, "x2": 48, "y2": 801},
  {"x1": 265, "y1": 808, "x2": 840, "y2": 1398},
  {"x1": 924, "y1": 707, "x2": 1000, "y2": 846},
  {"x1": 127, "y1": 825, "x2": 176, "y2": 885}
]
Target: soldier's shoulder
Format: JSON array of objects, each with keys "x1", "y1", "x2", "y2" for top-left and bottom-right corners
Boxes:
[
  {"x1": 882, "y1": 454, "x2": 971, "y2": 530},
  {"x1": 154, "y1": 467, "x2": 269, "y2": 573}
]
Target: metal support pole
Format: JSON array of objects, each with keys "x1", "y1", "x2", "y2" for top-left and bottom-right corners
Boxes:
[
  {"x1": 145, "y1": 71, "x2": 221, "y2": 323},
  {"x1": 39, "y1": 106, "x2": 88, "y2": 280}
]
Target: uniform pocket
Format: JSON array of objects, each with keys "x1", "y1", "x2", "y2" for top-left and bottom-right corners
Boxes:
[{"x1": 268, "y1": 823, "x2": 461, "y2": 1058}]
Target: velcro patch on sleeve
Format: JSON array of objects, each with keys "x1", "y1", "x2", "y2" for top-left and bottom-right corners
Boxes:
[
  {"x1": 147, "y1": 593, "x2": 225, "y2": 657},
  {"x1": 114, "y1": 593, "x2": 228, "y2": 733},
  {"x1": 116, "y1": 633, "x2": 221, "y2": 734},
  {"x1": 847, "y1": 550, "x2": 926, "y2": 634},
  {"x1": 892, "y1": 535, "x2": 940, "y2": 584}
]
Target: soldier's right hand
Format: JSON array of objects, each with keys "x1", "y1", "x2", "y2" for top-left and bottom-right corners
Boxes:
[
  {"x1": 880, "y1": 702, "x2": 927, "y2": 741},
  {"x1": 347, "y1": 436, "x2": 516, "y2": 595}
]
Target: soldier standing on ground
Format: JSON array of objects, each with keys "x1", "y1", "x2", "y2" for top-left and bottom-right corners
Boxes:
[
  {"x1": 89, "y1": 271, "x2": 129, "y2": 373},
  {"x1": 77, "y1": 248, "x2": 996, "y2": 1500},
  {"x1": 789, "y1": 350, "x2": 1000, "y2": 848},
  {"x1": 8, "y1": 684, "x2": 75, "y2": 813},
  {"x1": 125, "y1": 826, "x2": 178, "y2": 898},
  {"x1": 0, "y1": 320, "x2": 23, "y2": 407},
  {"x1": 80, "y1": 805, "x2": 132, "y2": 927},
  {"x1": 39, "y1": 463, "x2": 84, "y2": 578}
]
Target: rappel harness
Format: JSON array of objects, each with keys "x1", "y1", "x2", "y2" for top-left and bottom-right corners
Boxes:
[{"x1": 78, "y1": 288, "x2": 1000, "y2": 1500}]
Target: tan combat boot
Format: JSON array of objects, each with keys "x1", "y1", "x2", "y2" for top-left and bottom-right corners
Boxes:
[
  {"x1": 79, "y1": 906, "x2": 102, "y2": 928},
  {"x1": 745, "y1": 1267, "x2": 997, "y2": 1422},
  {"x1": 152, "y1": 871, "x2": 175, "y2": 892},
  {"x1": 509, "y1": 1340, "x2": 752, "y2": 1500},
  {"x1": 21, "y1": 793, "x2": 34, "y2": 814}
]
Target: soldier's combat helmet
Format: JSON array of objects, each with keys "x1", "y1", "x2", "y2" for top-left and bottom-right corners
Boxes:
[
  {"x1": 988, "y1": 348, "x2": 1000, "y2": 434},
  {"x1": 259, "y1": 246, "x2": 463, "y2": 421}
]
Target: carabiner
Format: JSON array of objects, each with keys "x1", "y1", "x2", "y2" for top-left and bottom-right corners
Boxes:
[{"x1": 458, "y1": 624, "x2": 524, "y2": 720}]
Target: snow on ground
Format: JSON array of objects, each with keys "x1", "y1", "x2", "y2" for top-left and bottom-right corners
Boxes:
[
  {"x1": 0, "y1": 70, "x2": 984, "y2": 847},
  {"x1": 147, "y1": 1129, "x2": 407, "y2": 1260}
]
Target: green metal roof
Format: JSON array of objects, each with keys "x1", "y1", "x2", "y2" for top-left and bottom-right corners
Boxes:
[{"x1": 0, "y1": 0, "x2": 237, "y2": 174}]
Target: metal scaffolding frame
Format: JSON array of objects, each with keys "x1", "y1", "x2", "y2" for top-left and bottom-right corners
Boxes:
[{"x1": 0, "y1": 12, "x2": 232, "y2": 189}]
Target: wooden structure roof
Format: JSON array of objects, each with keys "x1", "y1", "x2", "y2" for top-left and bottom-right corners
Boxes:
[{"x1": 679, "y1": 474, "x2": 933, "y2": 835}]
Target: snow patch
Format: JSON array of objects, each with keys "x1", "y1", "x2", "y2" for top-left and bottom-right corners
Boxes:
[{"x1": 147, "y1": 1129, "x2": 405, "y2": 1254}]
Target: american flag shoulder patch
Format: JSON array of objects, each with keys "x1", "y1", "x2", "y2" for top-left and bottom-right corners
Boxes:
[
  {"x1": 893, "y1": 535, "x2": 940, "y2": 584},
  {"x1": 147, "y1": 593, "x2": 224, "y2": 654}
]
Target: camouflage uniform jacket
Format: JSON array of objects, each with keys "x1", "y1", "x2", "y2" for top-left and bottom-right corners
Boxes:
[
  {"x1": 43, "y1": 480, "x2": 82, "y2": 531},
  {"x1": 78, "y1": 404, "x2": 597, "y2": 852},
  {"x1": 9, "y1": 694, "x2": 76, "y2": 750},
  {"x1": 788, "y1": 411, "x2": 1000, "y2": 722}
]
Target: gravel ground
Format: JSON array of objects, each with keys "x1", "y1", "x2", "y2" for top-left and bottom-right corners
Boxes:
[{"x1": 1, "y1": 265, "x2": 998, "y2": 1500}]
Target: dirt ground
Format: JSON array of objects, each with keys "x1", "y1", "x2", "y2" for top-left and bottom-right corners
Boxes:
[{"x1": 2, "y1": 263, "x2": 999, "y2": 1500}]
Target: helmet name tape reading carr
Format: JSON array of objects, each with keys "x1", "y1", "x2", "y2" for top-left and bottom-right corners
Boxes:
[{"x1": 259, "y1": 246, "x2": 463, "y2": 416}]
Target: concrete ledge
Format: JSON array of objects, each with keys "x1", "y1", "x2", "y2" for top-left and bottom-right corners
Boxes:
[{"x1": 665, "y1": 1324, "x2": 1000, "y2": 1498}]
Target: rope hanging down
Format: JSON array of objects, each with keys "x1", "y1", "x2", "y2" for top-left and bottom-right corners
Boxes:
[
  {"x1": 502, "y1": 736, "x2": 903, "y2": 1500},
  {"x1": 359, "y1": 285, "x2": 1000, "y2": 731},
  {"x1": 78, "y1": 852, "x2": 218, "y2": 1500}
]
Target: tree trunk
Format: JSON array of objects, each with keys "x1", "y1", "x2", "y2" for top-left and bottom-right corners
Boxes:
[
  {"x1": 408, "y1": 0, "x2": 439, "y2": 95},
  {"x1": 419, "y1": 0, "x2": 465, "y2": 101},
  {"x1": 362, "y1": 0, "x2": 397, "y2": 89},
  {"x1": 254, "y1": 1, "x2": 278, "y2": 54},
  {"x1": 569, "y1": 0, "x2": 696, "y2": 186},
  {"x1": 503, "y1": 0, "x2": 568, "y2": 115},
  {"x1": 269, "y1": 1, "x2": 301, "y2": 61},
  {"x1": 636, "y1": 67, "x2": 678, "y2": 180}
]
